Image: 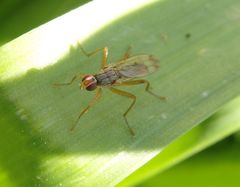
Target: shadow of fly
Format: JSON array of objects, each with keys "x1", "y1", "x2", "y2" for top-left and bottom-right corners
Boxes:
[{"x1": 54, "y1": 45, "x2": 165, "y2": 136}]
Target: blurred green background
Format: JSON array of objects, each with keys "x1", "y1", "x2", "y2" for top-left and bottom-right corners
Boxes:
[
  {"x1": 138, "y1": 135, "x2": 240, "y2": 187},
  {"x1": 0, "y1": 0, "x2": 90, "y2": 45}
]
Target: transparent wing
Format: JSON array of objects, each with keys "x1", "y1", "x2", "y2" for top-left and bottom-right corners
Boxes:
[{"x1": 114, "y1": 55, "x2": 159, "y2": 79}]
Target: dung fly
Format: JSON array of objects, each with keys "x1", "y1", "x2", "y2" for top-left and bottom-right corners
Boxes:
[{"x1": 54, "y1": 46, "x2": 165, "y2": 136}]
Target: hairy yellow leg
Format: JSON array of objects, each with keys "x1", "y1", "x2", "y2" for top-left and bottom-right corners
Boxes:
[
  {"x1": 79, "y1": 45, "x2": 108, "y2": 68},
  {"x1": 109, "y1": 87, "x2": 136, "y2": 136},
  {"x1": 115, "y1": 79, "x2": 166, "y2": 100},
  {"x1": 120, "y1": 46, "x2": 132, "y2": 61},
  {"x1": 70, "y1": 87, "x2": 102, "y2": 131},
  {"x1": 53, "y1": 74, "x2": 85, "y2": 87}
]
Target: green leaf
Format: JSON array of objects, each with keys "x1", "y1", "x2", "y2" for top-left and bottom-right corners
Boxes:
[
  {"x1": 138, "y1": 137, "x2": 240, "y2": 187},
  {"x1": 1, "y1": 0, "x2": 240, "y2": 186},
  {"x1": 119, "y1": 96, "x2": 240, "y2": 186}
]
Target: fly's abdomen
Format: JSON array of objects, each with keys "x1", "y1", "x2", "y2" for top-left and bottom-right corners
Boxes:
[{"x1": 95, "y1": 68, "x2": 120, "y2": 86}]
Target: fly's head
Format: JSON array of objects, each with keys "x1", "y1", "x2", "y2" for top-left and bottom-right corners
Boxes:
[{"x1": 80, "y1": 75, "x2": 97, "y2": 91}]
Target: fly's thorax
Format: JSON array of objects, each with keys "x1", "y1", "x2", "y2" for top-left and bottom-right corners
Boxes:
[
  {"x1": 81, "y1": 75, "x2": 97, "y2": 91},
  {"x1": 95, "y1": 67, "x2": 121, "y2": 86}
]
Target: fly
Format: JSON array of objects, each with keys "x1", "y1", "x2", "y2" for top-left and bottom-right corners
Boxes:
[{"x1": 54, "y1": 46, "x2": 165, "y2": 136}]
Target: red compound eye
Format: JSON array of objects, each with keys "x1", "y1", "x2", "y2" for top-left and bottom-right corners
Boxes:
[{"x1": 82, "y1": 75, "x2": 97, "y2": 91}]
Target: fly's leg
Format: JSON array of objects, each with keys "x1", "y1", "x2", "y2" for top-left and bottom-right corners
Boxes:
[
  {"x1": 115, "y1": 79, "x2": 166, "y2": 100},
  {"x1": 79, "y1": 45, "x2": 108, "y2": 68},
  {"x1": 109, "y1": 87, "x2": 136, "y2": 136},
  {"x1": 120, "y1": 46, "x2": 132, "y2": 60},
  {"x1": 70, "y1": 87, "x2": 102, "y2": 131},
  {"x1": 53, "y1": 75, "x2": 83, "y2": 87}
]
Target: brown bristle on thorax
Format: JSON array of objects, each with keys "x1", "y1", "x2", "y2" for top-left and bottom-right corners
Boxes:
[{"x1": 95, "y1": 68, "x2": 121, "y2": 86}]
